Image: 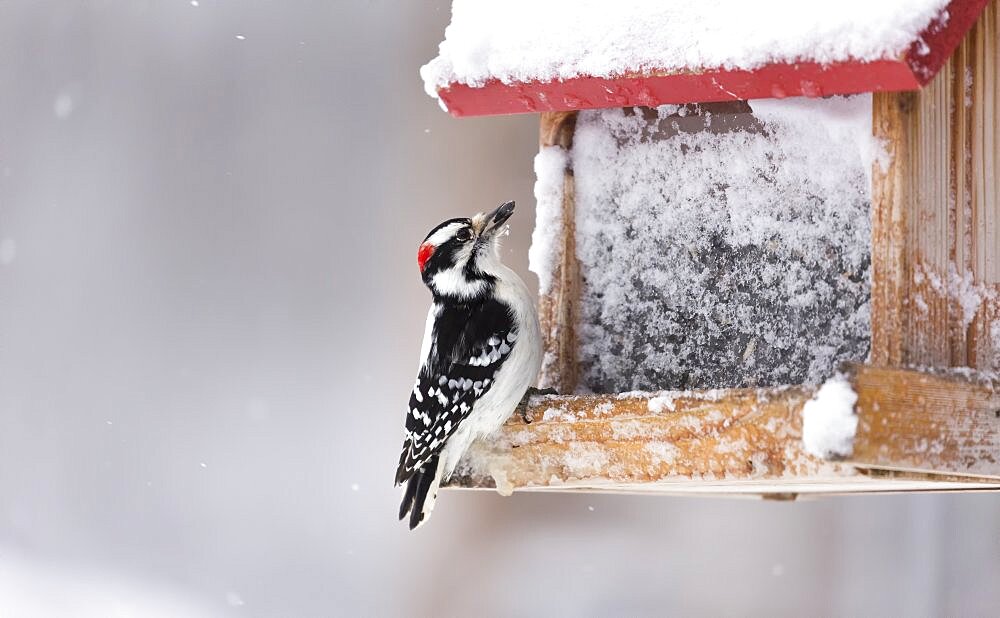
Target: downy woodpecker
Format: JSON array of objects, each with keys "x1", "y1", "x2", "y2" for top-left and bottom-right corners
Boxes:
[{"x1": 396, "y1": 200, "x2": 542, "y2": 529}]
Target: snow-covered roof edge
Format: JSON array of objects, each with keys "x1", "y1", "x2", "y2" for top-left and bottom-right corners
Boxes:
[{"x1": 421, "y1": 0, "x2": 989, "y2": 117}]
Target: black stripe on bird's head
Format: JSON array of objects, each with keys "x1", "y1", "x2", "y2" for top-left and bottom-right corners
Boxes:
[{"x1": 416, "y1": 201, "x2": 516, "y2": 301}]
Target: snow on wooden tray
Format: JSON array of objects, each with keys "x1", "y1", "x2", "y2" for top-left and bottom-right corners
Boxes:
[
  {"x1": 421, "y1": 0, "x2": 990, "y2": 116},
  {"x1": 445, "y1": 365, "x2": 1000, "y2": 495}
]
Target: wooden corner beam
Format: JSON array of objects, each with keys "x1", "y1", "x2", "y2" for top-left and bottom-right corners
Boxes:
[
  {"x1": 871, "y1": 0, "x2": 1000, "y2": 371},
  {"x1": 537, "y1": 111, "x2": 580, "y2": 393}
]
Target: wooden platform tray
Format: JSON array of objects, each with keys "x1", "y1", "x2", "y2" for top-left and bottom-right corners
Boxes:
[{"x1": 446, "y1": 365, "x2": 1000, "y2": 497}]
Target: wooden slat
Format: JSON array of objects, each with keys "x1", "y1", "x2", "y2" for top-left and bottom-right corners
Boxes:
[
  {"x1": 970, "y1": 1, "x2": 1000, "y2": 370},
  {"x1": 871, "y1": 0, "x2": 1000, "y2": 371},
  {"x1": 536, "y1": 112, "x2": 580, "y2": 393},
  {"x1": 445, "y1": 365, "x2": 1000, "y2": 494},
  {"x1": 848, "y1": 365, "x2": 1000, "y2": 479},
  {"x1": 870, "y1": 90, "x2": 914, "y2": 366}
]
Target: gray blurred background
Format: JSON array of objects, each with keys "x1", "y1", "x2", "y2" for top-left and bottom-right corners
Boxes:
[{"x1": 0, "y1": 2, "x2": 998, "y2": 616}]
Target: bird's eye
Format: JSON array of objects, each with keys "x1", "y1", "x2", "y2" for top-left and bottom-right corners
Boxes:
[{"x1": 455, "y1": 228, "x2": 472, "y2": 242}]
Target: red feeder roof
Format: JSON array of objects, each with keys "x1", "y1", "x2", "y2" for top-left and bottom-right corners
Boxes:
[{"x1": 424, "y1": 0, "x2": 989, "y2": 117}]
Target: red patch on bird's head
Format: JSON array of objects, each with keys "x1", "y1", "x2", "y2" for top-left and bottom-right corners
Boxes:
[{"x1": 417, "y1": 242, "x2": 435, "y2": 272}]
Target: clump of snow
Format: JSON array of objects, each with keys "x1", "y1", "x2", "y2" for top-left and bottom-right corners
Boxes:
[
  {"x1": 913, "y1": 261, "x2": 997, "y2": 330},
  {"x1": 572, "y1": 97, "x2": 873, "y2": 392},
  {"x1": 534, "y1": 399, "x2": 615, "y2": 423},
  {"x1": 542, "y1": 425, "x2": 576, "y2": 444},
  {"x1": 714, "y1": 437, "x2": 749, "y2": 455},
  {"x1": 421, "y1": 0, "x2": 950, "y2": 98},
  {"x1": 801, "y1": 373, "x2": 859, "y2": 459},
  {"x1": 592, "y1": 401, "x2": 614, "y2": 416},
  {"x1": 562, "y1": 442, "x2": 610, "y2": 477},
  {"x1": 751, "y1": 96, "x2": 881, "y2": 192},
  {"x1": 948, "y1": 264, "x2": 985, "y2": 329},
  {"x1": 944, "y1": 263, "x2": 998, "y2": 330},
  {"x1": 540, "y1": 405, "x2": 576, "y2": 423},
  {"x1": 645, "y1": 441, "x2": 679, "y2": 465},
  {"x1": 614, "y1": 391, "x2": 648, "y2": 400},
  {"x1": 647, "y1": 394, "x2": 676, "y2": 413},
  {"x1": 609, "y1": 419, "x2": 648, "y2": 440},
  {"x1": 529, "y1": 146, "x2": 568, "y2": 294}
]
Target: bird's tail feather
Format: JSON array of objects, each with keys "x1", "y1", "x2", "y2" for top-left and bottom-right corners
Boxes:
[{"x1": 398, "y1": 456, "x2": 444, "y2": 530}]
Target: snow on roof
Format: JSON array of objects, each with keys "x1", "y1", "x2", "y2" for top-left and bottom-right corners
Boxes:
[
  {"x1": 421, "y1": 0, "x2": 987, "y2": 116},
  {"x1": 424, "y1": 0, "x2": 945, "y2": 91}
]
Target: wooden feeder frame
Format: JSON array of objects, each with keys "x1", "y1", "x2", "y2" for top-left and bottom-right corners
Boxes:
[{"x1": 444, "y1": 1, "x2": 1000, "y2": 497}]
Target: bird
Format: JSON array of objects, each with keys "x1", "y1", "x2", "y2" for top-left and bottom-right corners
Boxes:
[{"x1": 395, "y1": 200, "x2": 542, "y2": 530}]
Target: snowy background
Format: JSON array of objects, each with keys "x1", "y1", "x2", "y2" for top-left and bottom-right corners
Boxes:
[{"x1": 0, "y1": 2, "x2": 998, "y2": 616}]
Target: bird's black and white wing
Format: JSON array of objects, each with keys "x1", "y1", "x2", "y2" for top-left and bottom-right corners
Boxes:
[{"x1": 395, "y1": 298, "x2": 516, "y2": 485}]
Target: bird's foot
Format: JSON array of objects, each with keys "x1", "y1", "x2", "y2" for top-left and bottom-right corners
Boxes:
[{"x1": 516, "y1": 387, "x2": 559, "y2": 424}]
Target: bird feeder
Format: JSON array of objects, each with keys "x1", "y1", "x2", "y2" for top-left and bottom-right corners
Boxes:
[{"x1": 421, "y1": 0, "x2": 1000, "y2": 497}]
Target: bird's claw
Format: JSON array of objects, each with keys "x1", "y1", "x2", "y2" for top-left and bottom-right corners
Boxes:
[{"x1": 516, "y1": 387, "x2": 558, "y2": 424}]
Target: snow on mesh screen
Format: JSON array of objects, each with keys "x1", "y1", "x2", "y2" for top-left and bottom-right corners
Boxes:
[{"x1": 566, "y1": 96, "x2": 874, "y2": 393}]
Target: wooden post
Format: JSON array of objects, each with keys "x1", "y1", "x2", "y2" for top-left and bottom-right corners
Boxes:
[
  {"x1": 871, "y1": 0, "x2": 1000, "y2": 371},
  {"x1": 537, "y1": 112, "x2": 580, "y2": 393}
]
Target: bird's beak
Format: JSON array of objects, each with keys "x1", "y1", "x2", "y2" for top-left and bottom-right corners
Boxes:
[{"x1": 480, "y1": 200, "x2": 515, "y2": 237}]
